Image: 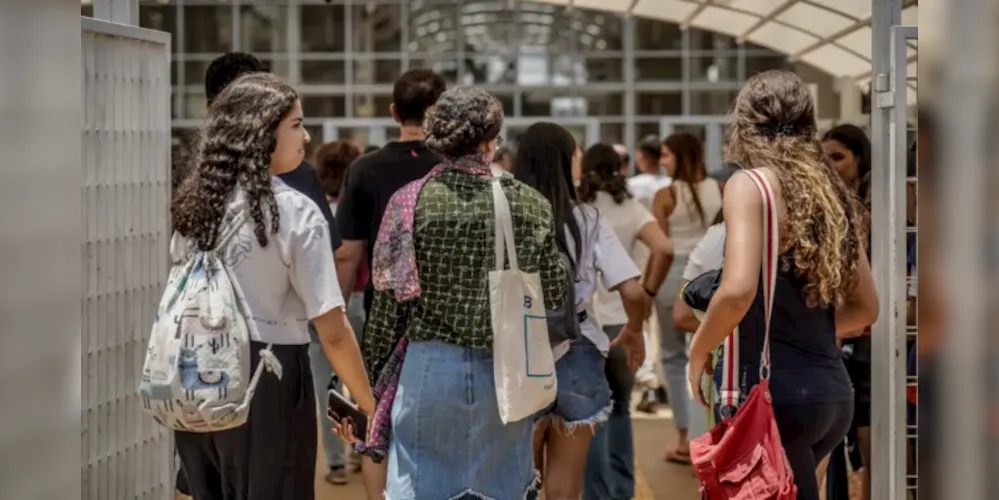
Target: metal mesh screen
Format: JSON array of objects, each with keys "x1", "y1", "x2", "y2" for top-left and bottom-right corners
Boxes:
[{"x1": 81, "y1": 19, "x2": 172, "y2": 500}]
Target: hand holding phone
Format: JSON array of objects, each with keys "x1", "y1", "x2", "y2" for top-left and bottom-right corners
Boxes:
[{"x1": 327, "y1": 388, "x2": 369, "y2": 443}]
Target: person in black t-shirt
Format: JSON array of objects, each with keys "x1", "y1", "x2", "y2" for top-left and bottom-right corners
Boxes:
[
  {"x1": 203, "y1": 52, "x2": 341, "y2": 252},
  {"x1": 334, "y1": 69, "x2": 446, "y2": 314}
]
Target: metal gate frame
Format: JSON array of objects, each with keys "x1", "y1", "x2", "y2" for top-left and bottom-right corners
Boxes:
[{"x1": 870, "y1": 1, "x2": 917, "y2": 493}]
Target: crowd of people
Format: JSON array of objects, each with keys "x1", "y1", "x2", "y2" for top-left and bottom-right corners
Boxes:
[{"x1": 165, "y1": 51, "x2": 886, "y2": 500}]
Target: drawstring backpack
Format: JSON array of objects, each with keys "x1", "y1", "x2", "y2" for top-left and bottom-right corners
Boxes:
[{"x1": 139, "y1": 210, "x2": 282, "y2": 432}]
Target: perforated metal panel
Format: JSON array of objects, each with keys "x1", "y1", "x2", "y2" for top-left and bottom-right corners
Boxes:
[{"x1": 82, "y1": 18, "x2": 172, "y2": 500}]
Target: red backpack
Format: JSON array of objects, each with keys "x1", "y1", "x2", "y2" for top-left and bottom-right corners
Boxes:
[{"x1": 690, "y1": 169, "x2": 797, "y2": 499}]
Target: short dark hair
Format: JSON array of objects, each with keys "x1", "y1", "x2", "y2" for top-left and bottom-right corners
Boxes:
[
  {"x1": 392, "y1": 69, "x2": 447, "y2": 125},
  {"x1": 205, "y1": 52, "x2": 267, "y2": 105},
  {"x1": 637, "y1": 135, "x2": 662, "y2": 163}
]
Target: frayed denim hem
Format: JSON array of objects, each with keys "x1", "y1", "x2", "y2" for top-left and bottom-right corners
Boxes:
[
  {"x1": 539, "y1": 401, "x2": 615, "y2": 436},
  {"x1": 385, "y1": 470, "x2": 541, "y2": 500}
]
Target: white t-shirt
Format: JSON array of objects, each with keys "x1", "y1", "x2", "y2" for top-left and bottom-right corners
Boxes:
[
  {"x1": 590, "y1": 192, "x2": 657, "y2": 326},
  {"x1": 682, "y1": 223, "x2": 726, "y2": 281},
  {"x1": 627, "y1": 173, "x2": 672, "y2": 211},
  {"x1": 169, "y1": 178, "x2": 345, "y2": 345},
  {"x1": 565, "y1": 204, "x2": 641, "y2": 354}
]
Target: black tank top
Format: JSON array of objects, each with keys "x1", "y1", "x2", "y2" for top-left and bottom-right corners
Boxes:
[{"x1": 736, "y1": 255, "x2": 853, "y2": 404}]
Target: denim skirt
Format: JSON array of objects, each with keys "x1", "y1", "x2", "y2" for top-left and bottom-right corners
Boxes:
[{"x1": 387, "y1": 340, "x2": 539, "y2": 500}]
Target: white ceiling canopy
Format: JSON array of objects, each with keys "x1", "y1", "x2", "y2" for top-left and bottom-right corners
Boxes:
[{"x1": 520, "y1": 0, "x2": 918, "y2": 102}]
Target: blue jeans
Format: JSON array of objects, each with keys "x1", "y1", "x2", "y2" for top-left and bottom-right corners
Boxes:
[
  {"x1": 583, "y1": 325, "x2": 636, "y2": 500},
  {"x1": 306, "y1": 292, "x2": 367, "y2": 469},
  {"x1": 656, "y1": 255, "x2": 691, "y2": 432},
  {"x1": 387, "y1": 341, "x2": 539, "y2": 499}
]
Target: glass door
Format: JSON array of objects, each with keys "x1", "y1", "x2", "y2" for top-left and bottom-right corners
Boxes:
[
  {"x1": 503, "y1": 118, "x2": 600, "y2": 150},
  {"x1": 322, "y1": 119, "x2": 398, "y2": 149},
  {"x1": 659, "y1": 116, "x2": 729, "y2": 174}
]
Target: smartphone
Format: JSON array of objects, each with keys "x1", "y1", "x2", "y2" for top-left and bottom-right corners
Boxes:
[{"x1": 327, "y1": 388, "x2": 368, "y2": 442}]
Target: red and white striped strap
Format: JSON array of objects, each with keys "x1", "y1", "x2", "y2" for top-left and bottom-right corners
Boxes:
[
  {"x1": 718, "y1": 169, "x2": 779, "y2": 416},
  {"x1": 744, "y1": 169, "x2": 779, "y2": 380}
]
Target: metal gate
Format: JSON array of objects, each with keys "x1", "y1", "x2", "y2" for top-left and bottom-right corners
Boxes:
[
  {"x1": 82, "y1": 17, "x2": 173, "y2": 500},
  {"x1": 870, "y1": 10, "x2": 917, "y2": 498}
]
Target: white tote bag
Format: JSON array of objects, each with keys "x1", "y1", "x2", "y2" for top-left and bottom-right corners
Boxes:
[{"x1": 489, "y1": 176, "x2": 558, "y2": 424}]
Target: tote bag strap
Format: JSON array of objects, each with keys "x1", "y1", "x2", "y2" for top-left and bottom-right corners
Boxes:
[
  {"x1": 491, "y1": 174, "x2": 519, "y2": 272},
  {"x1": 743, "y1": 169, "x2": 779, "y2": 380}
]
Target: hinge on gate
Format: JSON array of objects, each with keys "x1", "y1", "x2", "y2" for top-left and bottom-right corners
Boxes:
[{"x1": 874, "y1": 73, "x2": 895, "y2": 109}]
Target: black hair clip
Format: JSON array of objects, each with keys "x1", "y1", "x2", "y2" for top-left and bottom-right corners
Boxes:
[{"x1": 776, "y1": 124, "x2": 795, "y2": 136}]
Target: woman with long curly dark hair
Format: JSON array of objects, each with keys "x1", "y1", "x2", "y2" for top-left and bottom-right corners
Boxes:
[
  {"x1": 685, "y1": 70, "x2": 878, "y2": 500},
  {"x1": 171, "y1": 72, "x2": 375, "y2": 500}
]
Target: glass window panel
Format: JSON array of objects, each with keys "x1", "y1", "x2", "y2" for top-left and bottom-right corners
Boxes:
[
  {"x1": 300, "y1": 5, "x2": 347, "y2": 53},
  {"x1": 409, "y1": 55, "x2": 459, "y2": 83},
  {"x1": 599, "y1": 123, "x2": 624, "y2": 144},
  {"x1": 690, "y1": 90, "x2": 739, "y2": 115},
  {"x1": 576, "y1": 9, "x2": 623, "y2": 52},
  {"x1": 184, "y1": 6, "x2": 233, "y2": 53},
  {"x1": 353, "y1": 59, "x2": 403, "y2": 85},
  {"x1": 582, "y1": 57, "x2": 623, "y2": 83},
  {"x1": 521, "y1": 89, "x2": 556, "y2": 116},
  {"x1": 495, "y1": 94, "x2": 515, "y2": 117},
  {"x1": 582, "y1": 92, "x2": 623, "y2": 116},
  {"x1": 336, "y1": 128, "x2": 374, "y2": 149},
  {"x1": 745, "y1": 54, "x2": 791, "y2": 78},
  {"x1": 635, "y1": 56, "x2": 682, "y2": 81},
  {"x1": 82, "y1": 4, "x2": 93, "y2": 17},
  {"x1": 463, "y1": 54, "x2": 518, "y2": 85},
  {"x1": 670, "y1": 124, "x2": 705, "y2": 142},
  {"x1": 637, "y1": 92, "x2": 682, "y2": 116},
  {"x1": 408, "y1": 3, "x2": 459, "y2": 54},
  {"x1": 690, "y1": 54, "x2": 738, "y2": 82},
  {"x1": 184, "y1": 94, "x2": 207, "y2": 120},
  {"x1": 353, "y1": 3, "x2": 402, "y2": 54},
  {"x1": 240, "y1": 5, "x2": 287, "y2": 53},
  {"x1": 634, "y1": 18, "x2": 682, "y2": 50},
  {"x1": 184, "y1": 58, "x2": 288, "y2": 86},
  {"x1": 182, "y1": 61, "x2": 209, "y2": 86},
  {"x1": 688, "y1": 28, "x2": 737, "y2": 51},
  {"x1": 302, "y1": 96, "x2": 347, "y2": 119},
  {"x1": 353, "y1": 94, "x2": 394, "y2": 118},
  {"x1": 301, "y1": 60, "x2": 347, "y2": 84},
  {"x1": 139, "y1": 5, "x2": 177, "y2": 51}
]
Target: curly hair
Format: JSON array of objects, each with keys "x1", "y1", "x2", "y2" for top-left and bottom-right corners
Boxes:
[
  {"x1": 313, "y1": 140, "x2": 362, "y2": 199},
  {"x1": 578, "y1": 143, "x2": 632, "y2": 204},
  {"x1": 423, "y1": 87, "x2": 503, "y2": 158},
  {"x1": 726, "y1": 70, "x2": 866, "y2": 308},
  {"x1": 172, "y1": 72, "x2": 298, "y2": 251}
]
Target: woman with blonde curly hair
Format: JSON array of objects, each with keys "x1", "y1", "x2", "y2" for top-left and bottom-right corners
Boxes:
[{"x1": 685, "y1": 70, "x2": 878, "y2": 500}]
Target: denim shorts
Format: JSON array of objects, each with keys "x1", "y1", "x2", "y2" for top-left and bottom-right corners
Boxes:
[
  {"x1": 540, "y1": 337, "x2": 613, "y2": 430},
  {"x1": 387, "y1": 341, "x2": 539, "y2": 500}
]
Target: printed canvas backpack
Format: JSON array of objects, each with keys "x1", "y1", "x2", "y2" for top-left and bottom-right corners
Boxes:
[{"x1": 139, "y1": 210, "x2": 282, "y2": 432}]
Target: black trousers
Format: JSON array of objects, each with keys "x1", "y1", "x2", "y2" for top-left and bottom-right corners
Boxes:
[
  {"x1": 175, "y1": 342, "x2": 317, "y2": 500},
  {"x1": 774, "y1": 400, "x2": 853, "y2": 500}
]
